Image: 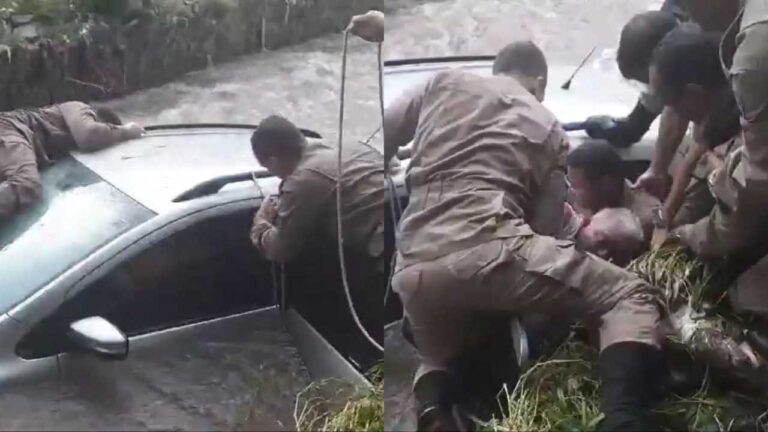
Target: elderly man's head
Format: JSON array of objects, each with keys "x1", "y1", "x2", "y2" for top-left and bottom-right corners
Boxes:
[{"x1": 577, "y1": 208, "x2": 645, "y2": 266}]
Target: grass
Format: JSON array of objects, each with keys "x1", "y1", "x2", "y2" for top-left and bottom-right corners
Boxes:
[
  {"x1": 627, "y1": 245, "x2": 732, "y2": 311},
  {"x1": 479, "y1": 339, "x2": 768, "y2": 432},
  {"x1": 480, "y1": 246, "x2": 767, "y2": 432},
  {"x1": 294, "y1": 363, "x2": 384, "y2": 432}
]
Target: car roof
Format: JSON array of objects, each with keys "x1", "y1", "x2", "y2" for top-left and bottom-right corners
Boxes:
[
  {"x1": 384, "y1": 55, "x2": 660, "y2": 163},
  {"x1": 72, "y1": 125, "x2": 320, "y2": 213}
]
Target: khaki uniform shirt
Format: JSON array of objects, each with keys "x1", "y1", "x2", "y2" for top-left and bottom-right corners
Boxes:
[
  {"x1": 384, "y1": 69, "x2": 569, "y2": 269},
  {"x1": 675, "y1": 0, "x2": 768, "y2": 257},
  {"x1": 0, "y1": 102, "x2": 136, "y2": 218},
  {"x1": 251, "y1": 140, "x2": 385, "y2": 265}
]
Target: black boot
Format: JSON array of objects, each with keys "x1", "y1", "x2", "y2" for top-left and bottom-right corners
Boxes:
[
  {"x1": 512, "y1": 313, "x2": 574, "y2": 369},
  {"x1": 415, "y1": 371, "x2": 475, "y2": 432},
  {"x1": 598, "y1": 342, "x2": 666, "y2": 432}
]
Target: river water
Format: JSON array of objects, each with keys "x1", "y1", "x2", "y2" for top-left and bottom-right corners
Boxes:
[{"x1": 106, "y1": 0, "x2": 656, "y2": 148}]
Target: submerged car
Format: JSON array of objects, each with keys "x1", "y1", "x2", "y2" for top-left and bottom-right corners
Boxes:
[
  {"x1": 382, "y1": 55, "x2": 698, "y2": 432},
  {"x1": 0, "y1": 124, "x2": 381, "y2": 430}
]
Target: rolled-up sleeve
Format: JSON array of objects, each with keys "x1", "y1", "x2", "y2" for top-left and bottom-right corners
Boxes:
[
  {"x1": 251, "y1": 169, "x2": 335, "y2": 262},
  {"x1": 384, "y1": 80, "x2": 427, "y2": 165},
  {"x1": 59, "y1": 103, "x2": 136, "y2": 152}
]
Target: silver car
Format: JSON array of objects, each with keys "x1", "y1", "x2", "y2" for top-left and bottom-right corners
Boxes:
[{"x1": 0, "y1": 124, "x2": 373, "y2": 430}]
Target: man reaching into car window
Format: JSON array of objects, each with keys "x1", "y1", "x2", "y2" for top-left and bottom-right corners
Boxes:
[
  {"x1": 249, "y1": 115, "x2": 386, "y2": 338},
  {"x1": 0, "y1": 102, "x2": 144, "y2": 220}
]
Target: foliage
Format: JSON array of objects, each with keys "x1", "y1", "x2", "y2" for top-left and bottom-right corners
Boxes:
[
  {"x1": 479, "y1": 340, "x2": 768, "y2": 432},
  {"x1": 295, "y1": 362, "x2": 384, "y2": 432},
  {"x1": 627, "y1": 245, "x2": 732, "y2": 311}
]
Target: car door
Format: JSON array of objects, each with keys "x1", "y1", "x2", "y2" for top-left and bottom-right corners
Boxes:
[{"x1": 7, "y1": 202, "x2": 310, "y2": 431}]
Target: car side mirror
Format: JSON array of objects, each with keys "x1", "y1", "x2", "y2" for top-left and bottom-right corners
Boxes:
[{"x1": 67, "y1": 316, "x2": 129, "y2": 360}]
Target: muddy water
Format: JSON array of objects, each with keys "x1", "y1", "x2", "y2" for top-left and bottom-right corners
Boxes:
[
  {"x1": 105, "y1": 32, "x2": 384, "y2": 152},
  {"x1": 0, "y1": 309, "x2": 309, "y2": 431}
]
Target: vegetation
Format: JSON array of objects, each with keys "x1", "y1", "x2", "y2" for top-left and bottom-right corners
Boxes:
[
  {"x1": 481, "y1": 246, "x2": 767, "y2": 432},
  {"x1": 295, "y1": 363, "x2": 384, "y2": 432},
  {"x1": 479, "y1": 339, "x2": 768, "y2": 432}
]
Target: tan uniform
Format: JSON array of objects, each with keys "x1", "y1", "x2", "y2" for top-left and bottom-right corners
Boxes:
[
  {"x1": 250, "y1": 139, "x2": 385, "y2": 265},
  {"x1": 385, "y1": 70, "x2": 662, "y2": 381},
  {"x1": 0, "y1": 102, "x2": 137, "y2": 218},
  {"x1": 675, "y1": 1, "x2": 768, "y2": 259}
]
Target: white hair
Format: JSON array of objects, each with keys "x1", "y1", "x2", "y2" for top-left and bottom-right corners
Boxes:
[{"x1": 590, "y1": 207, "x2": 645, "y2": 245}]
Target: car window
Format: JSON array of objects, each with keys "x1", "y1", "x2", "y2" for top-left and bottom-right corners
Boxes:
[
  {"x1": 16, "y1": 207, "x2": 275, "y2": 360},
  {"x1": 0, "y1": 157, "x2": 154, "y2": 314}
]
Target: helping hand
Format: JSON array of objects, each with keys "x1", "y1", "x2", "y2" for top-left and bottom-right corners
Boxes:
[
  {"x1": 347, "y1": 10, "x2": 384, "y2": 43},
  {"x1": 650, "y1": 227, "x2": 669, "y2": 251},
  {"x1": 634, "y1": 169, "x2": 670, "y2": 201},
  {"x1": 257, "y1": 195, "x2": 279, "y2": 224},
  {"x1": 123, "y1": 122, "x2": 146, "y2": 138}
]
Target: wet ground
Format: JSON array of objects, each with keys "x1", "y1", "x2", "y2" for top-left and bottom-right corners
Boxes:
[{"x1": 0, "y1": 309, "x2": 309, "y2": 431}]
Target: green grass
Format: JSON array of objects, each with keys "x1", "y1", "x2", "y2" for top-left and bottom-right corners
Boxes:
[
  {"x1": 627, "y1": 245, "x2": 732, "y2": 311},
  {"x1": 295, "y1": 363, "x2": 384, "y2": 432},
  {"x1": 481, "y1": 247, "x2": 767, "y2": 432},
  {"x1": 479, "y1": 339, "x2": 768, "y2": 432}
]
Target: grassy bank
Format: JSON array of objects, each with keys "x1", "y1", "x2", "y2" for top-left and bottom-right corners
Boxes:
[
  {"x1": 295, "y1": 363, "x2": 384, "y2": 432},
  {"x1": 482, "y1": 246, "x2": 767, "y2": 431}
]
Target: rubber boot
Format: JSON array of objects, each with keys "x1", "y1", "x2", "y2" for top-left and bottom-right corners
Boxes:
[
  {"x1": 598, "y1": 342, "x2": 666, "y2": 432},
  {"x1": 512, "y1": 313, "x2": 573, "y2": 370},
  {"x1": 415, "y1": 371, "x2": 475, "y2": 432}
]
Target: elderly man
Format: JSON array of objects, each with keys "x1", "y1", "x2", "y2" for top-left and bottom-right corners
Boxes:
[
  {"x1": 0, "y1": 102, "x2": 144, "y2": 219},
  {"x1": 566, "y1": 141, "x2": 661, "y2": 244},
  {"x1": 385, "y1": 39, "x2": 664, "y2": 431}
]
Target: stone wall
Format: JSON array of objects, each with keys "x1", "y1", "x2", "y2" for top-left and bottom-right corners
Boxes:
[{"x1": 0, "y1": 0, "x2": 384, "y2": 110}]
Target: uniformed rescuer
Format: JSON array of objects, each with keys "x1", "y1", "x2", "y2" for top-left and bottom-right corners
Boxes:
[
  {"x1": 0, "y1": 101, "x2": 144, "y2": 219},
  {"x1": 384, "y1": 40, "x2": 666, "y2": 431}
]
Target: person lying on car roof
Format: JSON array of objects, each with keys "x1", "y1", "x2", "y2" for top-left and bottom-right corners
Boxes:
[{"x1": 0, "y1": 102, "x2": 144, "y2": 220}]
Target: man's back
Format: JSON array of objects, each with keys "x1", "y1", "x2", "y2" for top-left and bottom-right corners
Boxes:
[
  {"x1": 293, "y1": 139, "x2": 385, "y2": 260},
  {"x1": 398, "y1": 70, "x2": 569, "y2": 265}
]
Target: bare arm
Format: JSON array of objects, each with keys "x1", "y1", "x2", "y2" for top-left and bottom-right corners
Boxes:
[
  {"x1": 663, "y1": 140, "x2": 707, "y2": 223},
  {"x1": 650, "y1": 107, "x2": 689, "y2": 178}
]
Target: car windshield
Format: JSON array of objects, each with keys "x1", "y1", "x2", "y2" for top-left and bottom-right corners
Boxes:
[{"x1": 0, "y1": 156, "x2": 154, "y2": 313}]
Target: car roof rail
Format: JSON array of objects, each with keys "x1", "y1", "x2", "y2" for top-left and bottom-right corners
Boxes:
[
  {"x1": 384, "y1": 55, "x2": 496, "y2": 67},
  {"x1": 172, "y1": 170, "x2": 273, "y2": 203},
  {"x1": 144, "y1": 123, "x2": 323, "y2": 139}
]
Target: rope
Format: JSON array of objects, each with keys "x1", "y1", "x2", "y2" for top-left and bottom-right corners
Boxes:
[{"x1": 337, "y1": 30, "x2": 384, "y2": 353}]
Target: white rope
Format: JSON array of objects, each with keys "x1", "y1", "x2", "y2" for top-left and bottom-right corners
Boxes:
[{"x1": 337, "y1": 30, "x2": 384, "y2": 353}]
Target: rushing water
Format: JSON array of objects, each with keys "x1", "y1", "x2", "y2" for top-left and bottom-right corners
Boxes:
[{"x1": 106, "y1": 0, "x2": 655, "y2": 147}]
